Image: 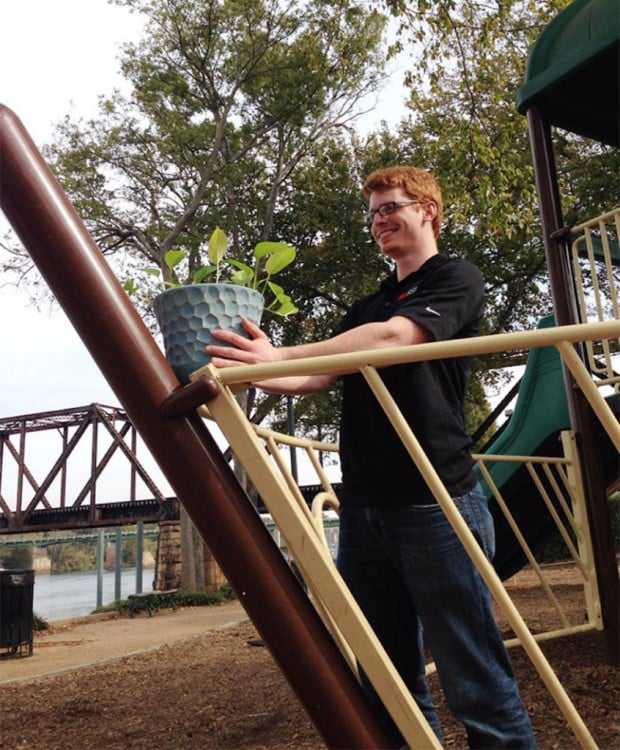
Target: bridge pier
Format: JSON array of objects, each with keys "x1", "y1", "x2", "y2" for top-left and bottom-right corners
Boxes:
[
  {"x1": 154, "y1": 520, "x2": 228, "y2": 593},
  {"x1": 203, "y1": 543, "x2": 227, "y2": 592},
  {"x1": 154, "y1": 520, "x2": 181, "y2": 590}
]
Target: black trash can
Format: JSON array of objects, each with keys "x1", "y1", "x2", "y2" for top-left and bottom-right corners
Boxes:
[{"x1": 0, "y1": 569, "x2": 35, "y2": 658}]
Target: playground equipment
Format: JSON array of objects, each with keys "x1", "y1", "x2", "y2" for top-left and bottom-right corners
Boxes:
[
  {"x1": 0, "y1": 0, "x2": 617, "y2": 747},
  {"x1": 477, "y1": 312, "x2": 618, "y2": 584},
  {"x1": 516, "y1": 0, "x2": 619, "y2": 667}
]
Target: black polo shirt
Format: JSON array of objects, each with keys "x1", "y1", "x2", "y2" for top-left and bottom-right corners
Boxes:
[{"x1": 337, "y1": 254, "x2": 485, "y2": 506}]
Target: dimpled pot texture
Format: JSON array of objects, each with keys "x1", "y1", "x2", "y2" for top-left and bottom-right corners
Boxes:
[{"x1": 153, "y1": 283, "x2": 264, "y2": 383}]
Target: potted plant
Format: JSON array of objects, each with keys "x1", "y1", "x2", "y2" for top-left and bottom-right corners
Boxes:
[{"x1": 124, "y1": 227, "x2": 298, "y2": 383}]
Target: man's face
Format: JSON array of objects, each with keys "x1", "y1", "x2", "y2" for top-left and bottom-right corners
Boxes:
[{"x1": 368, "y1": 187, "x2": 426, "y2": 259}]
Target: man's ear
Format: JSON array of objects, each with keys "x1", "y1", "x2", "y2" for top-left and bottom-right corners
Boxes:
[{"x1": 423, "y1": 200, "x2": 438, "y2": 221}]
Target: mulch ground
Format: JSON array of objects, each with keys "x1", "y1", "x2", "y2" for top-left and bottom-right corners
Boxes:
[{"x1": 0, "y1": 564, "x2": 618, "y2": 749}]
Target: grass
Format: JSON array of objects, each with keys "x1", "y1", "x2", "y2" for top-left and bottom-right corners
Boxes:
[{"x1": 92, "y1": 582, "x2": 235, "y2": 616}]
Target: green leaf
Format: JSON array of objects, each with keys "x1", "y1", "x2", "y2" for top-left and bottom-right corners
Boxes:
[
  {"x1": 272, "y1": 296, "x2": 299, "y2": 316},
  {"x1": 228, "y1": 259, "x2": 254, "y2": 286},
  {"x1": 164, "y1": 249, "x2": 186, "y2": 270},
  {"x1": 254, "y1": 241, "x2": 285, "y2": 259},
  {"x1": 266, "y1": 283, "x2": 299, "y2": 316},
  {"x1": 208, "y1": 226, "x2": 228, "y2": 266},
  {"x1": 193, "y1": 266, "x2": 217, "y2": 283},
  {"x1": 264, "y1": 244, "x2": 297, "y2": 275},
  {"x1": 278, "y1": 300, "x2": 299, "y2": 316},
  {"x1": 254, "y1": 242, "x2": 297, "y2": 275}
]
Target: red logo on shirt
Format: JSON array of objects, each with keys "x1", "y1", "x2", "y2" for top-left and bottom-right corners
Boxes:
[{"x1": 397, "y1": 286, "x2": 417, "y2": 301}]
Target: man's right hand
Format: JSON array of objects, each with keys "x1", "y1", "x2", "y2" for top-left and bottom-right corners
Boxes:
[{"x1": 206, "y1": 318, "x2": 280, "y2": 369}]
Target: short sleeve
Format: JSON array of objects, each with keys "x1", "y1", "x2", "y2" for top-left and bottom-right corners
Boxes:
[{"x1": 394, "y1": 258, "x2": 484, "y2": 341}]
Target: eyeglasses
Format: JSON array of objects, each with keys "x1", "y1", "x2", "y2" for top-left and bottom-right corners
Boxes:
[{"x1": 365, "y1": 200, "x2": 422, "y2": 225}]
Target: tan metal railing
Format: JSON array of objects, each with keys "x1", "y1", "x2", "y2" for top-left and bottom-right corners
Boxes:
[
  {"x1": 240, "y1": 421, "x2": 601, "y2": 650},
  {"x1": 572, "y1": 207, "x2": 620, "y2": 390},
  {"x1": 195, "y1": 318, "x2": 619, "y2": 750},
  {"x1": 474, "y1": 430, "x2": 601, "y2": 644}
]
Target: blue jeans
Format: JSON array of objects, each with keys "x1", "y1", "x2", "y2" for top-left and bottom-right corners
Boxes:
[{"x1": 336, "y1": 485, "x2": 537, "y2": 749}]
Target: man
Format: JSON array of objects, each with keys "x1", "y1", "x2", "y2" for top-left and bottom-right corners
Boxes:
[{"x1": 206, "y1": 166, "x2": 537, "y2": 748}]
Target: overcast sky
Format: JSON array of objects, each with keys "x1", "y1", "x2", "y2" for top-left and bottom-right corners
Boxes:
[{"x1": 0, "y1": 0, "x2": 145, "y2": 417}]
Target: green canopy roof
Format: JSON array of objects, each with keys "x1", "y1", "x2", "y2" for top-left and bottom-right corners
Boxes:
[{"x1": 517, "y1": 0, "x2": 619, "y2": 146}]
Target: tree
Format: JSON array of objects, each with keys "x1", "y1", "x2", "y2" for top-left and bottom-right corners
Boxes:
[
  {"x1": 3, "y1": 0, "x2": 614, "y2": 530},
  {"x1": 0, "y1": 0, "x2": 390, "y2": 591},
  {"x1": 1, "y1": 0, "x2": 386, "y2": 306},
  {"x1": 379, "y1": 0, "x2": 618, "y2": 338},
  {"x1": 261, "y1": 0, "x2": 617, "y2": 442},
  {"x1": 0, "y1": 545, "x2": 32, "y2": 570}
]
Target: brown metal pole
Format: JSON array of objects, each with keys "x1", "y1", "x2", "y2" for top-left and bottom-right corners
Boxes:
[
  {"x1": 527, "y1": 108, "x2": 619, "y2": 665},
  {"x1": 0, "y1": 104, "x2": 394, "y2": 748}
]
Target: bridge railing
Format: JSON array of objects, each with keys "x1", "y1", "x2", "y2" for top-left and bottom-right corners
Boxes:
[{"x1": 0, "y1": 403, "x2": 172, "y2": 533}]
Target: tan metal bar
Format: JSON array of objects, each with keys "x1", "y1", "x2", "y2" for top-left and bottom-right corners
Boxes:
[
  {"x1": 475, "y1": 461, "x2": 571, "y2": 628},
  {"x1": 557, "y1": 342, "x2": 620, "y2": 452},
  {"x1": 570, "y1": 209, "x2": 620, "y2": 386},
  {"x1": 562, "y1": 432, "x2": 602, "y2": 629},
  {"x1": 305, "y1": 448, "x2": 338, "y2": 494},
  {"x1": 542, "y1": 462, "x2": 578, "y2": 538},
  {"x1": 264, "y1": 434, "x2": 310, "y2": 512},
  {"x1": 526, "y1": 463, "x2": 584, "y2": 572},
  {"x1": 202, "y1": 319, "x2": 620, "y2": 386},
  {"x1": 473, "y1": 453, "x2": 570, "y2": 464},
  {"x1": 571, "y1": 206, "x2": 620, "y2": 229},
  {"x1": 503, "y1": 622, "x2": 597, "y2": 650}
]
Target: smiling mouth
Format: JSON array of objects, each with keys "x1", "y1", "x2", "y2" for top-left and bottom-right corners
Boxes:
[{"x1": 377, "y1": 227, "x2": 396, "y2": 243}]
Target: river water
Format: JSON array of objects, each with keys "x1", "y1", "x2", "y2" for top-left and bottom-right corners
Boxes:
[
  {"x1": 32, "y1": 567, "x2": 153, "y2": 622},
  {"x1": 28, "y1": 519, "x2": 340, "y2": 622}
]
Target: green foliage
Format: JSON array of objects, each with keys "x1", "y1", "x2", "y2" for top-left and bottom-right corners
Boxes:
[
  {"x1": 464, "y1": 372, "x2": 496, "y2": 449},
  {"x1": 21, "y1": 0, "x2": 387, "y2": 319},
  {"x1": 3, "y1": 0, "x2": 616, "y2": 442},
  {"x1": 125, "y1": 227, "x2": 299, "y2": 315},
  {"x1": 537, "y1": 494, "x2": 620, "y2": 564},
  {"x1": 0, "y1": 546, "x2": 32, "y2": 570},
  {"x1": 379, "y1": 0, "x2": 617, "y2": 337},
  {"x1": 33, "y1": 613, "x2": 50, "y2": 632},
  {"x1": 173, "y1": 583, "x2": 235, "y2": 607},
  {"x1": 98, "y1": 582, "x2": 235, "y2": 615},
  {"x1": 43, "y1": 531, "x2": 157, "y2": 573},
  {"x1": 47, "y1": 541, "x2": 97, "y2": 573},
  {"x1": 119, "y1": 533, "x2": 158, "y2": 568}
]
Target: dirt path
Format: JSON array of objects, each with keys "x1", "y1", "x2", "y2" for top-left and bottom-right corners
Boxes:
[
  {"x1": 0, "y1": 599, "x2": 247, "y2": 684},
  {"x1": 0, "y1": 572, "x2": 618, "y2": 749}
]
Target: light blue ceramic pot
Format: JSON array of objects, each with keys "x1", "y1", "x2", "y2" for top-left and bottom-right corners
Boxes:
[{"x1": 153, "y1": 284, "x2": 264, "y2": 383}]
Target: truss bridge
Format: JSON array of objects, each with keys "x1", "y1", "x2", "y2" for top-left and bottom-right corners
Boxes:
[{"x1": 0, "y1": 403, "x2": 179, "y2": 534}]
